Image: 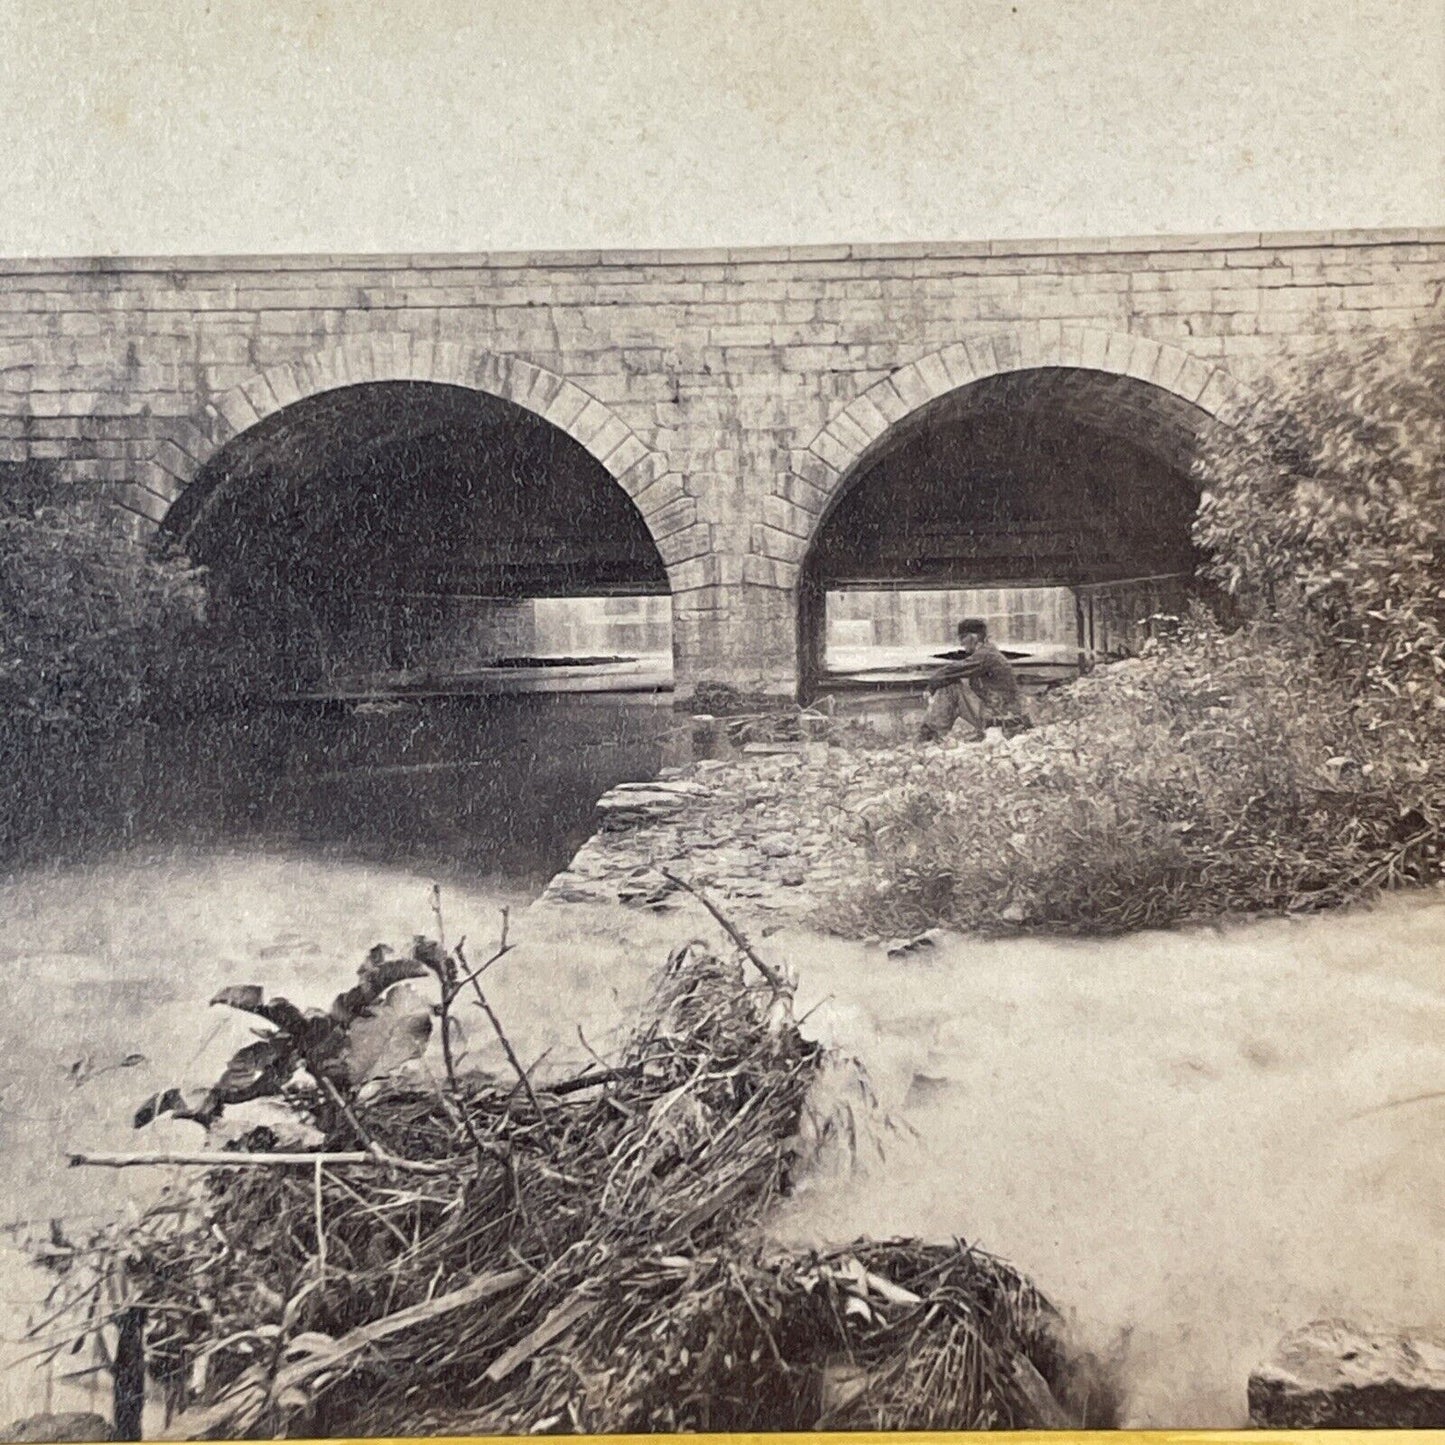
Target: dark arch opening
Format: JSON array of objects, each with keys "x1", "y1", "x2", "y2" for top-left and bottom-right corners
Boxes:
[
  {"x1": 164, "y1": 382, "x2": 671, "y2": 694},
  {"x1": 798, "y1": 367, "x2": 1219, "y2": 699}
]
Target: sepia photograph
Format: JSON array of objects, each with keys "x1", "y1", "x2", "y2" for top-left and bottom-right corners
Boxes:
[{"x1": 0, "y1": 1, "x2": 1441, "y2": 1437}]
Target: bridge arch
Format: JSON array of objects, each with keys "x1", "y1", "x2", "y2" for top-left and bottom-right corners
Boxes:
[
  {"x1": 131, "y1": 336, "x2": 688, "y2": 568},
  {"x1": 137, "y1": 338, "x2": 691, "y2": 691},
  {"x1": 786, "y1": 328, "x2": 1258, "y2": 696}
]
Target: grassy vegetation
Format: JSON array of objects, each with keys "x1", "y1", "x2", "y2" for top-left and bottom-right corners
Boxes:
[{"x1": 824, "y1": 614, "x2": 1440, "y2": 938}]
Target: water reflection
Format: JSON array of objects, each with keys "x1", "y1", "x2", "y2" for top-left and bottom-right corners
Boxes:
[{"x1": 0, "y1": 694, "x2": 692, "y2": 888}]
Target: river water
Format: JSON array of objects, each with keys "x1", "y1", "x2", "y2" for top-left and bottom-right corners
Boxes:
[
  {"x1": 0, "y1": 692, "x2": 694, "y2": 1425},
  {"x1": 0, "y1": 694, "x2": 694, "y2": 889},
  {"x1": 4, "y1": 694, "x2": 1443, "y2": 1430}
]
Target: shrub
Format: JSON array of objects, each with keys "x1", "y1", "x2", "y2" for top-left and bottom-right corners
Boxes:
[
  {"x1": 824, "y1": 615, "x2": 1439, "y2": 937},
  {"x1": 0, "y1": 469, "x2": 207, "y2": 734},
  {"x1": 1194, "y1": 327, "x2": 1445, "y2": 744}
]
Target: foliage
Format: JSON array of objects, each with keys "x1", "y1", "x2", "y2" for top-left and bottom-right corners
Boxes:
[
  {"x1": 133, "y1": 944, "x2": 435, "y2": 1130},
  {"x1": 1193, "y1": 327, "x2": 1445, "y2": 741},
  {"x1": 0, "y1": 468, "x2": 207, "y2": 733},
  {"x1": 26, "y1": 936, "x2": 1112, "y2": 1436},
  {"x1": 823, "y1": 614, "x2": 1442, "y2": 938}
]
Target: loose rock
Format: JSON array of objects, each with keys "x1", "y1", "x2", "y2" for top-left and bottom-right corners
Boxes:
[
  {"x1": 1249, "y1": 1320, "x2": 1445, "y2": 1427},
  {"x1": 0, "y1": 1414, "x2": 113, "y2": 1443}
]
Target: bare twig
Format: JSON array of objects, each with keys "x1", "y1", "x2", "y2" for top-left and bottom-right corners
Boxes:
[
  {"x1": 659, "y1": 869, "x2": 794, "y2": 997},
  {"x1": 434, "y1": 984, "x2": 495, "y2": 1166},
  {"x1": 456, "y1": 927, "x2": 547, "y2": 1124},
  {"x1": 318, "y1": 1075, "x2": 385, "y2": 1159},
  {"x1": 69, "y1": 1150, "x2": 452, "y2": 1176},
  {"x1": 541, "y1": 1065, "x2": 642, "y2": 1098},
  {"x1": 506, "y1": 1046, "x2": 554, "y2": 1106},
  {"x1": 453, "y1": 944, "x2": 515, "y2": 992},
  {"x1": 430, "y1": 882, "x2": 446, "y2": 952},
  {"x1": 414, "y1": 905, "x2": 541, "y2": 1151},
  {"x1": 312, "y1": 1158, "x2": 326, "y2": 1280},
  {"x1": 575, "y1": 1024, "x2": 611, "y2": 1075}
]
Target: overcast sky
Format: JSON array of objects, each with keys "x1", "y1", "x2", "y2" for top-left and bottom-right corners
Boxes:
[{"x1": 0, "y1": 0, "x2": 1440, "y2": 257}]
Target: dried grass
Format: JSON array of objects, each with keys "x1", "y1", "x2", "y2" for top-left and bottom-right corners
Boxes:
[{"x1": 29, "y1": 939, "x2": 1111, "y2": 1437}]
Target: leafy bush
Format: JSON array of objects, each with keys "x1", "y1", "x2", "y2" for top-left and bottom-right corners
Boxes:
[
  {"x1": 825, "y1": 615, "x2": 1439, "y2": 937},
  {"x1": 1194, "y1": 327, "x2": 1445, "y2": 743},
  {"x1": 0, "y1": 468, "x2": 207, "y2": 734}
]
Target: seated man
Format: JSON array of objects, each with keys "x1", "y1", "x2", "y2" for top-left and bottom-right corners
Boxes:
[{"x1": 919, "y1": 617, "x2": 1032, "y2": 742}]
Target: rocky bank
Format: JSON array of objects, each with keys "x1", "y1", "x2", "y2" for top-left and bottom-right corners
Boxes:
[{"x1": 536, "y1": 718, "x2": 1066, "y2": 929}]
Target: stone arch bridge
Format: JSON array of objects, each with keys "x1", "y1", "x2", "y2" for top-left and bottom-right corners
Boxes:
[{"x1": 1, "y1": 227, "x2": 1439, "y2": 697}]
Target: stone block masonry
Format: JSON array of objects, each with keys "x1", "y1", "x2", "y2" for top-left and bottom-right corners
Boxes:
[{"x1": 0, "y1": 229, "x2": 1440, "y2": 696}]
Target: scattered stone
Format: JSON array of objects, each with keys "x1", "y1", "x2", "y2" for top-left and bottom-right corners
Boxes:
[
  {"x1": 540, "y1": 728, "x2": 929, "y2": 926},
  {"x1": 1249, "y1": 1320, "x2": 1445, "y2": 1427},
  {"x1": 540, "y1": 880, "x2": 602, "y2": 905},
  {"x1": 617, "y1": 880, "x2": 677, "y2": 909},
  {"x1": 0, "y1": 1414, "x2": 113, "y2": 1443},
  {"x1": 609, "y1": 779, "x2": 710, "y2": 797},
  {"x1": 595, "y1": 787, "x2": 690, "y2": 828},
  {"x1": 886, "y1": 928, "x2": 945, "y2": 958}
]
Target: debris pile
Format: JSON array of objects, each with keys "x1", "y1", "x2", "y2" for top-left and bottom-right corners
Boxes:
[{"x1": 31, "y1": 922, "x2": 1115, "y2": 1437}]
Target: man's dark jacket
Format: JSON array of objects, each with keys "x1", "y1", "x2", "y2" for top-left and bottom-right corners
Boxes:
[{"x1": 927, "y1": 641, "x2": 1025, "y2": 715}]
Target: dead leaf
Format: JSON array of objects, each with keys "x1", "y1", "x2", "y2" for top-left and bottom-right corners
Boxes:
[
  {"x1": 210, "y1": 987, "x2": 313, "y2": 1037},
  {"x1": 213, "y1": 1038, "x2": 296, "y2": 1104},
  {"x1": 341, "y1": 986, "x2": 433, "y2": 1085},
  {"x1": 329, "y1": 955, "x2": 429, "y2": 1026},
  {"x1": 134, "y1": 1087, "x2": 213, "y2": 1129}
]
